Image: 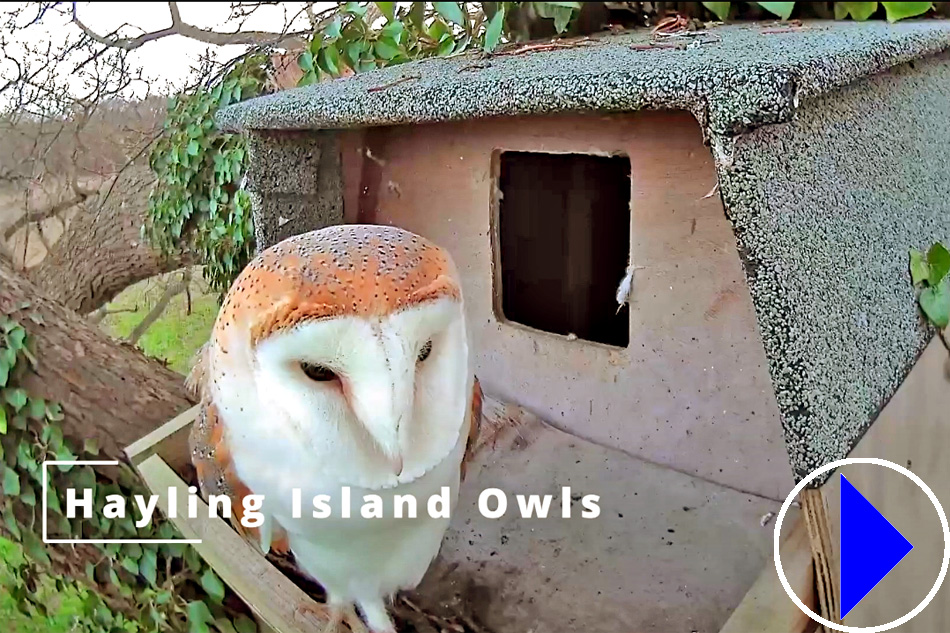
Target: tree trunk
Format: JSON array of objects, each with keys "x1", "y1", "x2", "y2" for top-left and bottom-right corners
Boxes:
[
  {"x1": 25, "y1": 165, "x2": 192, "y2": 314},
  {"x1": 0, "y1": 254, "x2": 195, "y2": 459}
]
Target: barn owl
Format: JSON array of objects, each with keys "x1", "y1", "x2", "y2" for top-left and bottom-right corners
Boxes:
[{"x1": 186, "y1": 225, "x2": 483, "y2": 633}]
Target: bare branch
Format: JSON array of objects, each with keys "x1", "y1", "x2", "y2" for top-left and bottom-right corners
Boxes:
[
  {"x1": 3, "y1": 179, "x2": 101, "y2": 242},
  {"x1": 70, "y1": 1, "x2": 309, "y2": 51},
  {"x1": 127, "y1": 269, "x2": 191, "y2": 344},
  {"x1": 87, "y1": 304, "x2": 139, "y2": 325}
]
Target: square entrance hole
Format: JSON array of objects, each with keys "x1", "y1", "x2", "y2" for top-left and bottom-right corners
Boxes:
[{"x1": 496, "y1": 151, "x2": 631, "y2": 347}]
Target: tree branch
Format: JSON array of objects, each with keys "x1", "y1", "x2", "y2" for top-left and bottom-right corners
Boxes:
[
  {"x1": 88, "y1": 304, "x2": 139, "y2": 324},
  {"x1": 127, "y1": 269, "x2": 191, "y2": 345},
  {"x1": 3, "y1": 179, "x2": 100, "y2": 242},
  {"x1": 70, "y1": 1, "x2": 309, "y2": 51}
]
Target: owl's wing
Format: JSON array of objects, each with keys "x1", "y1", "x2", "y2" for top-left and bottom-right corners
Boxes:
[
  {"x1": 188, "y1": 401, "x2": 302, "y2": 576},
  {"x1": 460, "y1": 376, "x2": 484, "y2": 482}
]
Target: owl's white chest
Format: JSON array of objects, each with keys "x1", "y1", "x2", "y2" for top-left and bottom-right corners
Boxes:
[
  {"x1": 236, "y1": 422, "x2": 467, "y2": 605},
  {"x1": 285, "y1": 437, "x2": 464, "y2": 603}
]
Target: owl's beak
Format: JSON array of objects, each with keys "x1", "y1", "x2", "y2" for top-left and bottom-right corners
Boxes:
[{"x1": 392, "y1": 454, "x2": 404, "y2": 477}]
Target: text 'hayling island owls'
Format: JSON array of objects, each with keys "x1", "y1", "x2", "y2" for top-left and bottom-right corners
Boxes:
[{"x1": 64, "y1": 486, "x2": 602, "y2": 530}]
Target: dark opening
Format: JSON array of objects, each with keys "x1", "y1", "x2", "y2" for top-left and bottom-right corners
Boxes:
[{"x1": 497, "y1": 151, "x2": 631, "y2": 347}]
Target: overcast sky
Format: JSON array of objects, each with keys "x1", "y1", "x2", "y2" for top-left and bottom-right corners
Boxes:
[{"x1": 2, "y1": 2, "x2": 320, "y2": 100}]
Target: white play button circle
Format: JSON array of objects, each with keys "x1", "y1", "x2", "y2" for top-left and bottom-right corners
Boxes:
[{"x1": 773, "y1": 457, "x2": 950, "y2": 633}]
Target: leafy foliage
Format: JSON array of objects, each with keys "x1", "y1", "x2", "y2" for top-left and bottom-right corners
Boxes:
[
  {"x1": 146, "y1": 58, "x2": 269, "y2": 295},
  {"x1": 703, "y1": 1, "x2": 935, "y2": 21},
  {"x1": 1, "y1": 312, "x2": 257, "y2": 633},
  {"x1": 296, "y1": 2, "x2": 582, "y2": 87},
  {"x1": 910, "y1": 243, "x2": 950, "y2": 328}
]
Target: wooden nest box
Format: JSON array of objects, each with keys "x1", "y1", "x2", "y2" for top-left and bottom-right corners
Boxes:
[{"x1": 132, "y1": 20, "x2": 950, "y2": 633}]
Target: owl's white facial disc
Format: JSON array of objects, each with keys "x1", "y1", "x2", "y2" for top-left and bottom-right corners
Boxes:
[
  {"x1": 254, "y1": 295, "x2": 469, "y2": 482},
  {"x1": 206, "y1": 224, "x2": 473, "y2": 492}
]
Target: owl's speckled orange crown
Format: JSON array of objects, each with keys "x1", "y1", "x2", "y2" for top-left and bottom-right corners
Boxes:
[{"x1": 213, "y1": 225, "x2": 462, "y2": 348}]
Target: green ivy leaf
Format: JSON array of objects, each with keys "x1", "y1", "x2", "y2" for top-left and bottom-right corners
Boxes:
[
  {"x1": 553, "y1": 6, "x2": 573, "y2": 33},
  {"x1": 920, "y1": 278, "x2": 950, "y2": 328},
  {"x1": 187, "y1": 601, "x2": 214, "y2": 633},
  {"x1": 187, "y1": 140, "x2": 200, "y2": 156},
  {"x1": 434, "y1": 2, "x2": 466, "y2": 26},
  {"x1": 342, "y1": 2, "x2": 366, "y2": 16},
  {"x1": 927, "y1": 242, "x2": 950, "y2": 286},
  {"x1": 910, "y1": 248, "x2": 930, "y2": 286},
  {"x1": 201, "y1": 568, "x2": 226, "y2": 603},
  {"x1": 83, "y1": 438, "x2": 100, "y2": 455},
  {"x1": 437, "y1": 35, "x2": 455, "y2": 56},
  {"x1": 4, "y1": 508, "x2": 21, "y2": 539},
  {"x1": 185, "y1": 545, "x2": 203, "y2": 573},
  {"x1": 702, "y1": 1, "x2": 732, "y2": 20},
  {"x1": 881, "y1": 1, "x2": 933, "y2": 21},
  {"x1": 484, "y1": 6, "x2": 505, "y2": 52},
  {"x1": 17, "y1": 441, "x2": 35, "y2": 473},
  {"x1": 374, "y1": 37, "x2": 401, "y2": 60},
  {"x1": 22, "y1": 530, "x2": 50, "y2": 566},
  {"x1": 834, "y1": 1, "x2": 879, "y2": 20},
  {"x1": 20, "y1": 482, "x2": 35, "y2": 506},
  {"x1": 3, "y1": 466, "x2": 20, "y2": 496},
  {"x1": 757, "y1": 1, "x2": 796, "y2": 19},
  {"x1": 233, "y1": 614, "x2": 257, "y2": 633},
  {"x1": 3, "y1": 388, "x2": 27, "y2": 412},
  {"x1": 47, "y1": 481, "x2": 62, "y2": 515},
  {"x1": 26, "y1": 397, "x2": 45, "y2": 420},
  {"x1": 140, "y1": 548, "x2": 158, "y2": 586},
  {"x1": 0, "y1": 408, "x2": 6, "y2": 434},
  {"x1": 55, "y1": 446, "x2": 77, "y2": 471},
  {"x1": 45, "y1": 402, "x2": 64, "y2": 422},
  {"x1": 120, "y1": 557, "x2": 139, "y2": 575},
  {"x1": 324, "y1": 15, "x2": 342, "y2": 39},
  {"x1": 215, "y1": 619, "x2": 239, "y2": 633},
  {"x1": 533, "y1": 3, "x2": 577, "y2": 32},
  {"x1": 376, "y1": 2, "x2": 395, "y2": 21},
  {"x1": 320, "y1": 45, "x2": 341, "y2": 75},
  {"x1": 380, "y1": 19, "x2": 404, "y2": 44},
  {"x1": 297, "y1": 50, "x2": 314, "y2": 72},
  {"x1": 5, "y1": 325, "x2": 25, "y2": 349}
]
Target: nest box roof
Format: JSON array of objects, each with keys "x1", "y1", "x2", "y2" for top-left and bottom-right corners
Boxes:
[{"x1": 217, "y1": 21, "x2": 950, "y2": 136}]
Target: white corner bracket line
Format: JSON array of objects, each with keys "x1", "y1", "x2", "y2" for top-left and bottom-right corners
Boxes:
[{"x1": 42, "y1": 460, "x2": 202, "y2": 544}]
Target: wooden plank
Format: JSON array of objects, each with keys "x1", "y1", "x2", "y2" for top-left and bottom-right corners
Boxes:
[
  {"x1": 813, "y1": 338, "x2": 950, "y2": 631},
  {"x1": 802, "y1": 488, "x2": 838, "y2": 631},
  {"x1": 135, "y1": 454, "x2": 330, "y2": 633},
  {"x1": 125, "y1": 405, "x2": 199, "y2": 470},
  {"x1": 719, "y1": 518, "x2": 817, "y2": 633}
]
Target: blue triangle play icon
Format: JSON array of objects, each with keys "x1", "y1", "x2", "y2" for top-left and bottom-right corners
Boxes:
[{"x1": 840, "y1": 474, "x2": 913, "y2": 618}]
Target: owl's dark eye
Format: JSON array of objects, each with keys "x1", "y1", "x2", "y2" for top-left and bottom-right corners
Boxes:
[
  {"x1": 417, "y1": 340, "x2": 433, "y2": 363},
  {"x1": 300, "y1": 362, "x2": 336, "y2": 382}
]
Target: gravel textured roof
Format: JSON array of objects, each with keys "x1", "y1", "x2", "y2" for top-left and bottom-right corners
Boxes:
[
  {"x1": 217, "y1": 21, "x2": 950, "y2": 136},
  {"x1": 218, "y1": 20, "x2": 950, "y2": 484},
  {"x1": 717, "y1": 50, "x2": 950, "y2": 482}
]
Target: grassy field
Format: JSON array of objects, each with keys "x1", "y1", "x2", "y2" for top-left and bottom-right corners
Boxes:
[
  {"x1": 98, "y1": 269, "x2": 219, "y2": 374},
  {"x1": 1, "y1": 269, "x2": 218, "y2": 631}
]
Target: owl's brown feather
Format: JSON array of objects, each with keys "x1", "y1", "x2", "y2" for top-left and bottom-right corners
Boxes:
[{"x1": 460, "y1": 377, "x2": 483, "y2": 482}]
